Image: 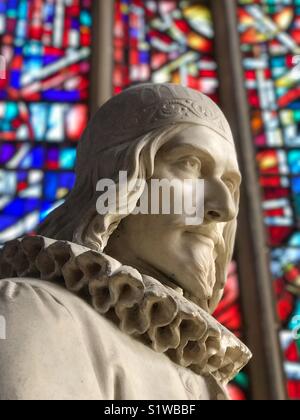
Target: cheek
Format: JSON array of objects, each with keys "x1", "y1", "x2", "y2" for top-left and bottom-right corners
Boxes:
[
  {"x1": 122, "y1": 214, "x2": 184, "y2": 247},
  {"x1": 152, "y1": 160, "x2": 189, "y2": 181}
]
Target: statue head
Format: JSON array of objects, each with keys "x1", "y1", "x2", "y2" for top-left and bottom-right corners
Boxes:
[{"x1": 39, "y1": 83, "x2": 241, "y2": 314}]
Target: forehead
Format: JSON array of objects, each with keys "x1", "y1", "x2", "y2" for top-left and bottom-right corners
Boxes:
[{"x1": 161, "y1": 125, "x2": 239, "y2": 170}]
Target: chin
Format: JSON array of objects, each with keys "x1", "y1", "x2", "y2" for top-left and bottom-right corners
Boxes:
[
  {"x1": 186, "y1": 261, "x2": 215, "y2": 299},
  {"x1": 172, "y1": 243, "x2": 217, "y2": 305}
]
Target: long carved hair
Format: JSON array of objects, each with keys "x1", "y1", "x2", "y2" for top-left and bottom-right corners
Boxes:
[{"x1": 38, "y1": 123, "x2": 239, "y2": 312}]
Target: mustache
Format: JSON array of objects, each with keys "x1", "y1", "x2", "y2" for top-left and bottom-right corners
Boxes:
[{"x1": 184, "y1": 225, "x2": 226, "y2": 253}]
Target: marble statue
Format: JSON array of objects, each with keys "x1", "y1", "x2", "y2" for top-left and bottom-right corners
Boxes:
[{"x1": 0, "y1": 83, "x2": 251, "y2": 400}]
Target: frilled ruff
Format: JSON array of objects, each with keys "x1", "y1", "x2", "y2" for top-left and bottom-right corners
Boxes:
[{"x1": 0, "y1": 236, "x2": 251, "y2": 384}]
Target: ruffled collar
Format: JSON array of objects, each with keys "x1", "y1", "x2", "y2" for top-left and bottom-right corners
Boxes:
[{"x1": 0, "y1": 236, "x2": 252, "y2": 384}]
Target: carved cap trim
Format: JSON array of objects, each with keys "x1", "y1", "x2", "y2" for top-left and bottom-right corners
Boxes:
[{"x1": 0, "y1": 236, "x2": 251, "y2": 384}]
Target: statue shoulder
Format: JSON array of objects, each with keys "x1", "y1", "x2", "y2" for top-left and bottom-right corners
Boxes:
[
  {"x1": 0, "y1": 278, "x2": 74, "y2": 324},
  {"x1": 0, "y1": 278, "x2": 107, "y2": 399}
]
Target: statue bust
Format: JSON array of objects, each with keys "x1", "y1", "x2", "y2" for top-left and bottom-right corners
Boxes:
[{"x1": 0, "y1": 83, "x2": 251, "y2": 400}]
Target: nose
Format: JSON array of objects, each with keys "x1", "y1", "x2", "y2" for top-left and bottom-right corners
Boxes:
[{"x1": 204, "y1": 180, "x2": 237, "y2": 223}]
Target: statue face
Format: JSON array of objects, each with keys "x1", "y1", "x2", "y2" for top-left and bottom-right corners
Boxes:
[{"x1": 105, "y1": 125, "x2": 241, "y2": 305}]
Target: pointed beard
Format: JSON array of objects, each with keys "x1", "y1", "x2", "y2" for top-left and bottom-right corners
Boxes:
[
  {"x1": 179, "y1": 238, "x2": 217, "y2": 311},
  {"x1": 192, "y1": 243, "x2": 216, "y2": 300}
]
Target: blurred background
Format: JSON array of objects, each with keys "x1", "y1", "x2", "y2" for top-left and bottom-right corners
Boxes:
[{"x1": 0, "y1": 0, "x2": 299, "y2": 400}]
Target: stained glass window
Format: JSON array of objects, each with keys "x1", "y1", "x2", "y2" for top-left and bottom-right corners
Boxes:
[
  {"x1": 238, "y1": 0, "x2": 300, "y2": 399},
  {"x1": 113, "y1": 0, "x2": 218, "y2": 102},
  {"x1": 0, "y1": 0, "x2": 92, "y2": 243}
]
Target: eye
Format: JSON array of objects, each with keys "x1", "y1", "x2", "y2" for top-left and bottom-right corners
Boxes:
[
  {"x1": 178, "y1": 157, "x2": 202, "y2": 176},
  {"x1": 223, "y1": 178, "x2": 236, "y2": 192}
]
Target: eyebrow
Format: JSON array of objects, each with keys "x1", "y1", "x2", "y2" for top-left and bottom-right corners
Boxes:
[
  {"x1": 161, "y1": 143, "x2": 241, "y2": 184},
  {"x1": 162, "y1": 144, "x2": 217, "y2": 165}
]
